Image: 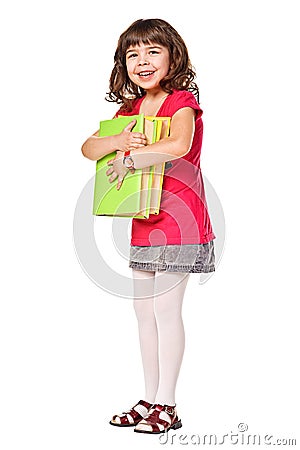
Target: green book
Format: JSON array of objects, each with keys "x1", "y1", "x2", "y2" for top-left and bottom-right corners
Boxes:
[{"x1": 93, "y1": 114, "x2": 154, "y2": 218}]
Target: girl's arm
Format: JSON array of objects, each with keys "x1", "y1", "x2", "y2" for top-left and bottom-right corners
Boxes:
[
  {"x1": 131, "y1": 107, "x2": 196, "y2": 168},
  {"x1": 107, "y1": 107, "x2": 196, "y2": 182},
  {"x1": 81, "y1": 120, "x2": 147, "y2": 160}
]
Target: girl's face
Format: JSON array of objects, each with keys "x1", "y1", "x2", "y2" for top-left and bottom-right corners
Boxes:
[{"x1": 125, "y1": 42, "x2": 170, "y2": 93}]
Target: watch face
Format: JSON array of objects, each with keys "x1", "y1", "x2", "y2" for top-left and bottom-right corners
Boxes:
[{"x1": 124, "y1": 156, "x2": 134, "y2": 168}]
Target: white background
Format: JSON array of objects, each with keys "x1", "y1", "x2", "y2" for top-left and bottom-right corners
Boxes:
[{"x1": 1, "y1": 1, "x2": 299, "y2": 449}]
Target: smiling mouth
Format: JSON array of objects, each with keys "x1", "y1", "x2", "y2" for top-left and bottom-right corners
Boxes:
[{"x1": 137, "y1": 71, "x2": 155, "y2": 77}]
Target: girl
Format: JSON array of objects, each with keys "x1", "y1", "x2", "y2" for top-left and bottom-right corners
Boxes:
[{"x1": 81, "y1": 18, "x2": 216, "y2": 434}]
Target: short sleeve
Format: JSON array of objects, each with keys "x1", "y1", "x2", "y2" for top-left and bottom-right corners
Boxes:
[
  {"x1": 114, "y1": 106, "x2": 129, "y2": 118},
  {"x1": 164, "y1": 90, "x2": 203, "y2": 118}
]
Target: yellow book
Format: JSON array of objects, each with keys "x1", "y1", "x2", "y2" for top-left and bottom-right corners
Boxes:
[{"x1": 145, "y1": 116, "x2": 171, "y2": 214}]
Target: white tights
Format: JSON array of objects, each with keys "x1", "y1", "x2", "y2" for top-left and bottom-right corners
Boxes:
[{"x1": 132, "y1": 269, "x2": 190, "y2": 406}]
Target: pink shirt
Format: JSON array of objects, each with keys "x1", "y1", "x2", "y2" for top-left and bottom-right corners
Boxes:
[{"x1": 116, "y1": 89, "x2": 216, "y2": 246}]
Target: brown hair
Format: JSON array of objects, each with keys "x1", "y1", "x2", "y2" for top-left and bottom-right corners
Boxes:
[{"x1": 105, "y1": 18, "x2": 199, "y2": 111}]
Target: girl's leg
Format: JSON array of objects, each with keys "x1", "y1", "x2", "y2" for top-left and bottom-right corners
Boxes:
[
  {"x1": 154, "y1": 272, "x2": 190, "y2": 406},
  {"x1": 132, "y1": 268, "x2": 158, "y2": 404}
]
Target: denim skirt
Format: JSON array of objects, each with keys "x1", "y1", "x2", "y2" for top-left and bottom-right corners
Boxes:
[{"x1": 129, "y1": 241, "x2": 215, "y2": 273}]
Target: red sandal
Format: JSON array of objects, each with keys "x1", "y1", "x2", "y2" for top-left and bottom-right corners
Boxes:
[
  {"x1": 134, "y1": 403, "x2": 182, "y2": 434},
  {"x1": 109, "y1": 399, "x2": 153, "y2": 427}
]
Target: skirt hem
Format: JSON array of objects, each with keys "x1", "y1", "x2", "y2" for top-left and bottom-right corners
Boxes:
[{"x1": 129, "y1": 261, "x2": 215, "y2": 274}]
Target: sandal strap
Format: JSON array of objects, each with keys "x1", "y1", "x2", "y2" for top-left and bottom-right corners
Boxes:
[
  {"x1": 155, "y1": 404, "x2": 176, "y2": 416},
  {"x1": 135, "y1": 399, "x2": 152, "y2": 409},
  {"x1": 138, "y1": 404, "x2": 178, "y2": 432},
  {"x1": 112, "y1": 399, "x2": 152, "y2": 425}
]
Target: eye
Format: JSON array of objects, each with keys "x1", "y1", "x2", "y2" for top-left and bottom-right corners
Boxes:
[
  {"x1": 149, "y1": 50, "x2": 159, "y2": 55},
  {"x1": 127, "y1": 53, "x2": 138, "y2": 59}
]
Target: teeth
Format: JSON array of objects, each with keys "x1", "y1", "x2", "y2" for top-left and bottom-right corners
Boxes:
[{"x1": 139, "y1": 71, "x2": 154, "y2": 77}]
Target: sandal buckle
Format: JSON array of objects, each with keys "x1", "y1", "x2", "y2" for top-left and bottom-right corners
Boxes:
[{"x1": 165, "y1": 406, "x2": 175, "y2": 416}]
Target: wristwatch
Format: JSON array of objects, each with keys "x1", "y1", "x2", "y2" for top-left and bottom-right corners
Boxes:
[{"x1": 123, "y1": 151, "x2": 135, "y2": 169}]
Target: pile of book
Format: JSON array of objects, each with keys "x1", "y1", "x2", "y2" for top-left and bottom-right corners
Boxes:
[{"x1": 93, "y1": 113, "x2": 171, "y2": 219}]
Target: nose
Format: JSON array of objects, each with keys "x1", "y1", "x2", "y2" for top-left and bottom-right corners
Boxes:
[
  {"x1": 138, "y1": 55, "x2": 149, "y2": 66},
  {"x1": 138, "y1": 60, "x2": 149, "y2": 66}
]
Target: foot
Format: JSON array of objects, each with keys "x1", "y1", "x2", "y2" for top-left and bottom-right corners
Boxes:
[
  {"x1": 109, "y1": 399, "x2": 153, "y2": 427},
  {"x1": 134, "y1": 403, "x2": 182, "y2": 434}
]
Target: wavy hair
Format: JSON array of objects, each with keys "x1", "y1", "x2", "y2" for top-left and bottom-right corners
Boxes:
[{"x1": 106, "y1": 19, "x2": 199, "y2": 111}]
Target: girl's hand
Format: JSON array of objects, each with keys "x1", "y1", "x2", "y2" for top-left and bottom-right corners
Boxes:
[
  {"x1": 106, "y1": 150, "x2": 135, "y2": 190},
  {"x1": 117, "y1": 120, "x2": 147, "y2": 152}
]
